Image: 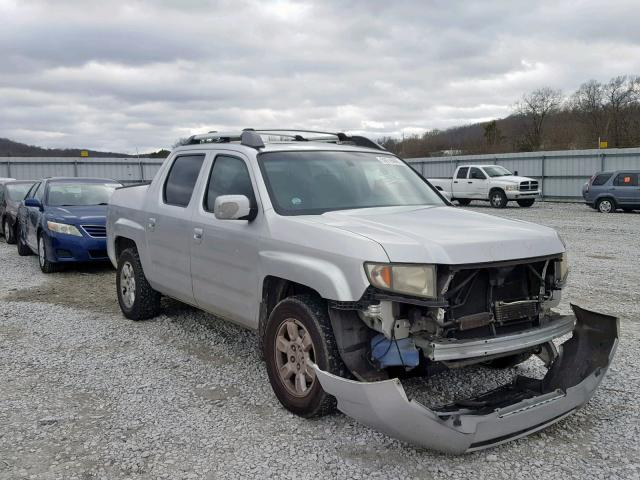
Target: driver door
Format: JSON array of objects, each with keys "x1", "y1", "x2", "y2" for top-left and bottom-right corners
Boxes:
[{"x1": 468, "y1": 167, "x2": 489, "y2": 197}]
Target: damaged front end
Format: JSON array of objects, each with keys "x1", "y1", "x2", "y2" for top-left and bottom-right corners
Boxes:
[{"x1": 315, "y1": 304, "x2": 618, "y2": 453}]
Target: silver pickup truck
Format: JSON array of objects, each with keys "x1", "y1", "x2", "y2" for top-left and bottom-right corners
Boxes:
[{"x1": 106, "y1": 129, "x2": 617, "y2": 453}]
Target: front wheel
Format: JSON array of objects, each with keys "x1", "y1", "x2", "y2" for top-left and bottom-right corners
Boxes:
[
  {"x1": 489, "y1": 189, "x2": 508, "y2": 208},
  {"x1": 38, "y1": 234, "x2": 58, "y2": 273},
  {"x1": 263, "y1": 295, "x2": 347, "y2": 418},
  {"x1": 517, "y1": 199, "x2": 535, "y2": 207},
  {"x1": 116, "y1": 247, "x2": 161, "y2": 320}
]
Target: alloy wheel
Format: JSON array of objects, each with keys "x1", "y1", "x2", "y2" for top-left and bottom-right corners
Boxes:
[
  {"x1": 38, "y1": 237, "x2": 46, "y2": 267},
  {"x1": 274, "y1": 318, "x2": 317, "y2": 397},
  {"x1": 599, "y1": 200, "x2": 612, "y2": 213},
  {"x1": 120, "y1": 261, "x2": 136, "y2": 309}
]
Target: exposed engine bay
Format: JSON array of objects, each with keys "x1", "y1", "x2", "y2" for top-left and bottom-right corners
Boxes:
[{"x1": 329, "y1": 255, "x2": 568, "y2": 380}]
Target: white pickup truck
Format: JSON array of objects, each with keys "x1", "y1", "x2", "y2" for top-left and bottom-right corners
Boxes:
[{"x1": 428, "y1": 165, "x2": 541, "y2": 208}]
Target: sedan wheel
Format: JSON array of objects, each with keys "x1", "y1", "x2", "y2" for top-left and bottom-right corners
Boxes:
[{"x1": 38, "y1": 235, "x2": 58, "y2": 273}]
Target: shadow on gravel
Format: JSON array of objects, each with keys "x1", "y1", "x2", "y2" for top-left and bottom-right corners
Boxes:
[{"x1": 1, "y1": 264, "x2": 119, "y2": 314}]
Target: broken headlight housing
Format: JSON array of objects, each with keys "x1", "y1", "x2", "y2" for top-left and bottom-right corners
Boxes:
[{"x1": 365, "y1": 263, "x2": 437, "y2": 299}]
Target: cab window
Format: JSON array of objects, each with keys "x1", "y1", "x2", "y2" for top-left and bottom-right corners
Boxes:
[
  {"x1": 204, "y1": 155, "x2": 256, "y2": 213},
  {"x1": 163, "y1": 154, "x2": 206, "y2": 207},
  {"x1": 469, "y1": 167, "x2": 486, "y2": 180},
  {"x1": 456, "y1": 167, "x2": 469, "y2": 179}
]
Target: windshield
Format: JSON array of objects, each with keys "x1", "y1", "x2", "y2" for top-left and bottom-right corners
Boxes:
[
  {"x1": 259, "y1": 151, "x2": 445, "y2": 215},
  {"x1": 6, "y1": 183, "x2": 34, "y2": 201},
  {"x1": 483, "y1": 166, "x2": 513, "y2": 177},
  {"x1": 46, "y1": 182, "x2": 121, "y2": 206}
]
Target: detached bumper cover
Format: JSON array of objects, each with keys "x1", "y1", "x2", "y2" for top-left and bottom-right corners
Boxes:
[{"x1": 315, "y1": 304, "x2": 618, "y2": 454}]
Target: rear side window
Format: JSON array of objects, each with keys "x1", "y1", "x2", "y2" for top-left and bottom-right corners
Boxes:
[
  {"x1": 456, "y1": 167, "x2": 469, "y2": 179},
  {"x1": 204, "y1": 155, "x2": 256, "y2": 212},
  {"x1": 613, "y1": 172, "x2": 638, "y2": 187},
  {"x1": 592, "y1": 173, "x2": 612, "y2": 186},
  {"x1": 163, "y1": 154, "x2": 205, "y2": 207}
]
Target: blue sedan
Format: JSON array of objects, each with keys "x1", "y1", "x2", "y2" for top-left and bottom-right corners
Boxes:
[{"x1": 16, "y1": 177, "x2": 122, "y2": 273}]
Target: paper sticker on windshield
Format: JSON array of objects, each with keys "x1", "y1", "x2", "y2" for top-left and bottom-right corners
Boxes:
[{"x1": 376, "y1": 156, "x2": 403, "y2": 166}]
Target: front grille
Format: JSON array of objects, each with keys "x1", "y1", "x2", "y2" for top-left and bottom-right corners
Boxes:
[
  {"x1": 494, "y1": 300, "x2": 538, "y2": 323},
  {"x1": 81, "y1": 225, "x2": 106, "y2": 238},
  {"x1": 88, "y1": 249, "x2": 108, "y2": 259},
  {"x1": 519, "y1": 181, "x2": 539, "y2": 191}
]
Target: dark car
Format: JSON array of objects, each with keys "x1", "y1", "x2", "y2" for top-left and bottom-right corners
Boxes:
[
  {"x1": 0, "y1": 180, "x2": 36, "y2": 244},
  {"x1": 582, "y1": 170, "x2": 640, "y2": 213},
  {"x1": 16, "y1": 177, "x2": 122, "y2": 272}
]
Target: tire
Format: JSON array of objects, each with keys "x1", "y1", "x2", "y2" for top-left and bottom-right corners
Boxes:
[
  {"x1": 489, "y1": 189, "x2": 508, "y2": 208},
  {"x1": 517, "y1": 199, "x2": 535, "y2": 207},
  {"x1": 263, "y1": 294, "x2": 347, "y2": 418},
  {"x1": 116, "y1": 247, "x2": 161, "y2": 320},
  {"x1": 596, "y1": 197, "x2": 615, "y2": 213},
  {"x1": 484, "y1": 351, "x2": 533, "y2": 369},
  {"x1": 3, "y1": 218, "x2": 16, "y2": 244},
  {"x1": 16, "y1": 222, "x2": 32, "y2": 256},
  {"x1": 38, "y1": 233, "x2": 58, "y2": 273},
  {"x1": 457, "y1": 199, "x2": 471, "y2": 206}
]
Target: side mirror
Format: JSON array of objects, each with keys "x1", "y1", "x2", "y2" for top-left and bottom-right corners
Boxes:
[
  {"x1": 514, "y1": 170, "x2": 518, "y2": 176},
  {"x1": 214, "y1": 195, "x2": 252, "y2": 220},
  {"x1": 24, "y1": 198, "x2": 42, "y2": 210}
]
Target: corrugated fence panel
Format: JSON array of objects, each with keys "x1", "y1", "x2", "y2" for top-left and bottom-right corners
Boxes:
[{"x1": 1, "y1": 157, "x2": 164, "y2": 183}]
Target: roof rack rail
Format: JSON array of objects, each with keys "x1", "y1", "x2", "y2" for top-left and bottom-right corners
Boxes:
[{"x1": 181, "y1": 128, "x2": 385, "y2": 151}]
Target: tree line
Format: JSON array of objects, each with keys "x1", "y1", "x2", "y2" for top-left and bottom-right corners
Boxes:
[{"x1": 380, "y1": 75, "x2": 640, "y2": 158}]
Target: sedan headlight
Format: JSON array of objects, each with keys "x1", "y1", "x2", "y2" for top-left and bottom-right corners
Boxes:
[
  {"x1": 365, "y1": 263, "x2": 437, "y2": 299},
  {"x1": 504, "y1": 184, "x2": 518, "y2": 191},
  {"x1": 47, "y1": 221, "x2": 82, "y2": 236}
]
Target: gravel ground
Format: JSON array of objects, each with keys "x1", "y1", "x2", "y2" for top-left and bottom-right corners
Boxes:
[{"x1": 0, "y1": 202, "x2": 639, "y2": 480}]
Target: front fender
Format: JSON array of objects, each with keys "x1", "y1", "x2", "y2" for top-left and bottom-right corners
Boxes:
[{"x1": 259, "y1": 250, "x2": 368, "y2": 301}]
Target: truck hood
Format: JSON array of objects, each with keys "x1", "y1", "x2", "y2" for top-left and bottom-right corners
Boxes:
[
  {"x1": 489, "y1": 175, "x2": 534, "y2": 184},
  {"x1": 303, "y1": 205, "x2": 563, "y2": 264}
]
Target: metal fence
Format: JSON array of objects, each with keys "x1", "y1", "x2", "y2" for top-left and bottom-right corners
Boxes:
[
  {"x1": 406, "y1": 147, "x2": 640, "y2": 200},
  {"x1": 0, "y1": 157, "x2": 164, "y2": 184}
]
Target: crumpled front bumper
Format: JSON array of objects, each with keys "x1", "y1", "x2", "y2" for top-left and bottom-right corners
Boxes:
[{"x1": 314, "y1": 304, "x2": 618, "y2": 454}]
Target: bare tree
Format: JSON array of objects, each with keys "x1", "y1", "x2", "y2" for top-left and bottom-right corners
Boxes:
[
  {"x1": 603, "y1": 75, "x2": 640, "y2": 147},
  {"x1": 571, "y1": 80, "x2": 605, "y2": 145},
  {"x1": 515, "y1": 87, "x2": 564, "y2": 150}
]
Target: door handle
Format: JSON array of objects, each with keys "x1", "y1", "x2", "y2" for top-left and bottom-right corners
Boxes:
[
  {"x1": 468, "y1": 181, "x2": 473, "y2": 184},
  {"x1": 147, "y1": 217, "x2": 156, "y2": 231},
  {"x1": 193, "y1": 227, "x2": 203, "y2": 244},
  {"x1": 453, "y1": 181, "x2": 458, "y2": 184}
]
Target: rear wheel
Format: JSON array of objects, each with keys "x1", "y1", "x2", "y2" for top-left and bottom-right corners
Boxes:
[
  {"x1": 596, "y1": 197, "x2": 615, "y2": 213},
  {"x1": 116, "y1": 247, "x2": 161, "y2": 320},
  {"x1": 457, "y1": 199, "x2": 471, "y2": 206},
  {"x1": 517, "y1": 199, "x2": 535, "y2": 207},
  {"x1": 264, "y1": 294, "x2": 346, "y2": 418},
  {"x1": 489, "y1": 189, "x2": 508, "y2": 208},
  {"x1": 38, "y1": 234, "x2": 58, "y2": 273},
  {"x1": 16, "y1": 222, "x2": 32, "y2": 256}
]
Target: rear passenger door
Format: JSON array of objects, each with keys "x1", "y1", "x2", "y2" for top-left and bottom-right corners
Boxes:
[
  {"x1": 145, "y1": 153, "x2": 206, "y2": 305},
  {"x1": 611, "y1": 172, "x2": 639, "y2": 205},
  {"x1": 452, "y1": 167, "x2": 470, "y2": 198},
  {"x1": 190, "y1": 152, "x2": 263, "y2": 328}
]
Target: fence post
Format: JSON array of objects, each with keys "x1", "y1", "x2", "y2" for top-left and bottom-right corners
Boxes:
[
  {"x1": 73, "y1": 160, "x2": 78, "y2": 177},
  {"x1": 5, "y1": 160, "x2": 10, "y2": 178},
  {"x1": 139, "y1": 161, "x2": 144, "y2": 182},
  {"x1": 541, "y1": 154, "x2": 546, "y2": 200},
  {"x1": 600, "y1": 151, "x2": 606, "y2": 171}
]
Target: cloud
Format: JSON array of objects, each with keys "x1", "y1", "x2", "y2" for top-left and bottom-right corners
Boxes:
[{"x1": 1, "y1": 0, "x2": 639, "y2": 152}]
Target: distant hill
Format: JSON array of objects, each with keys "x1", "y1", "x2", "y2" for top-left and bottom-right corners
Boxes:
[{"x1": 0, "y1": 138, "x2": 135, "y2": 157}]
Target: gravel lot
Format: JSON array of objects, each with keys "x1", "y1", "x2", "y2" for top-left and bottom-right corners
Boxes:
[{"x1": 1, "y1": 202, "x2": 639, "y2": 480}]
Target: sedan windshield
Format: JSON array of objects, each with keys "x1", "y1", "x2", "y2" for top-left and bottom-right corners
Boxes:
[
  {"x1": 46, "y1": 183, "x2": 120, "y2": 206},
  {"x1": 6, "y1": 183, "x2": 34, "y2": 201},
  {"x1": 259, "y1": 151, "x2": 444, "y2": 215},
  {"x1": 483, "y1": 166, "x2": 513, "y2": 177}
]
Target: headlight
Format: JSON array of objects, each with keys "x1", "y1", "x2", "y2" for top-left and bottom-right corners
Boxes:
[
  {"x1": 47, "y1": 221, "x2": 82, "y2": 236},
  {"x1": 365, "y1": 263, "x2": 437, "y2": 298},
  {"x1": 504, "y1": 184, "x2": 518, "y2": 191}
]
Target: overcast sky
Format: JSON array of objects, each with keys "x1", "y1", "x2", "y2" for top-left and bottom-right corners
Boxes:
[{"x1": 1, "y1": 0, "x2": 639, "y2": 153}]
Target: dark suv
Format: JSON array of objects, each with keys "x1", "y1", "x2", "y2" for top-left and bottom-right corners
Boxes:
[{"x1": 582, "y1": 170, "x2": 640, "y2": 213}]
